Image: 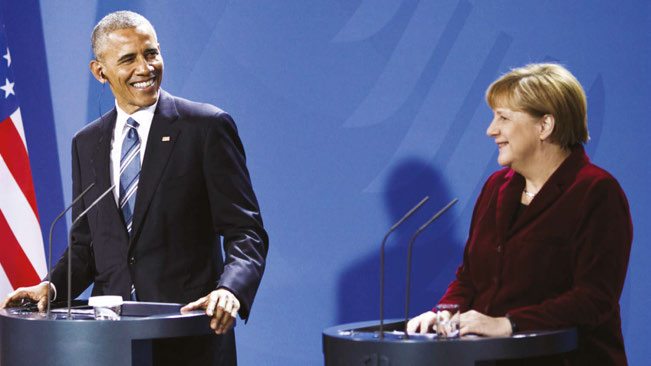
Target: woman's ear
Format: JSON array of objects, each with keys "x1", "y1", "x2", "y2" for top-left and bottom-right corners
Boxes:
[{"x1": 540, "y1": 114, "x2": 555, "y2": 141}]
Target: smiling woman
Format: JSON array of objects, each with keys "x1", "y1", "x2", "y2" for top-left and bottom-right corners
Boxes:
[{"x1": 407, "y1": 63, "x2": 633, "y2": 366}]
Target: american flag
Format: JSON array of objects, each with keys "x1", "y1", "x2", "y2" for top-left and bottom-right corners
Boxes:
[{"x1": 0, "y1": 21, "x2": 47, "y2": 296}]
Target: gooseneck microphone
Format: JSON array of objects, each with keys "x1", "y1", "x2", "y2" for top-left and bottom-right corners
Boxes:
[
  {"x1": 46, "y1": 182, "x2": 95, "y2": 316},
  {"x1": 66, "y1": 183, "x2": 116, "y2": 318},
  {"x1": 403, "y1": 198, "x2": 458, "y2": 338},
  {"x1": 379, "y1": 196, "x2": 430, "y2": 339}
]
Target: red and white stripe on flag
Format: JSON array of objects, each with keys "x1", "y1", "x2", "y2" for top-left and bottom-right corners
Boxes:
[{"x1": 0, "y1": 28, "x2": 47, "y2": 297}]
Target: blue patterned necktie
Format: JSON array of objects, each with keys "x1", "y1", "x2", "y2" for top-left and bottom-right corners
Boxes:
[
  {"x1": 119, "y1": 117, "x2": 140, "y2": 300},
  {"x1": 119, "y1": 117, "x2": 141, "y2": 235}
]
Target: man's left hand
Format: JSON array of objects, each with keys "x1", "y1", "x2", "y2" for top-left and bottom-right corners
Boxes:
[
  {"x1": 459, "y1": 310, "x2": 512, "y2": 337},
  {"x1": 181, "y1": 288, "x2": 240, "y2": 334}
]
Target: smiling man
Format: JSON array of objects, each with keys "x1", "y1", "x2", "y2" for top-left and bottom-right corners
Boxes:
[{"x1": 1, "y1": 10, "x2": 268, "y2": 366}]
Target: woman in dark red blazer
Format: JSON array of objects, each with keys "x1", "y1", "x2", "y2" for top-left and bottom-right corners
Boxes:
[{"x1": 407, "y1": 63, "x2": 632, "y2": 365}]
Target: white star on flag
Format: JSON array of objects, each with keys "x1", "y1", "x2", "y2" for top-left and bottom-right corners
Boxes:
[
  {"x1": 2, "y1": 47, "x2": 10, "y2": 67},
  {"x1": 1, "y1": 78, "x2": 15, "y2": 98}
]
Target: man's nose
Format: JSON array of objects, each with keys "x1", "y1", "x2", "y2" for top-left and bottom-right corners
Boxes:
[{"x1": 135, "y1": 56, "x2": 154, "y2": 74}]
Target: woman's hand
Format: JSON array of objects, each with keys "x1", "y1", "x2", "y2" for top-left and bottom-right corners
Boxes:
[
  {"x1": 459, "y1": 310, "x2": 512, "y2": 337},
  {"x1": 406, "y1": 310, "x2": 437, "y2": 334}
]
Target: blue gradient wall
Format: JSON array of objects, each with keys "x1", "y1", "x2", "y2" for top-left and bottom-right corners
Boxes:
[{"x1": 29, "y1": 0, "x2": 651, "y2": 364}]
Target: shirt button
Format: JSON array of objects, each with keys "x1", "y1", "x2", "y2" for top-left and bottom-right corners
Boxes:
[
  {"x1": 497, "y1": 245, "x2": 503, "y2": 253},
  {"x1": 129, "y1": 257, "x2": 136, "y2": 265}
]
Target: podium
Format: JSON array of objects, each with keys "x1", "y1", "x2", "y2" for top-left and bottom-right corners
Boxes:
[
  {"x1": 323, "y1": 319, "x2": 577, "y2": 366},
  {"x1": 0, "y1": 301, "x2": 213, "y2": 366}
]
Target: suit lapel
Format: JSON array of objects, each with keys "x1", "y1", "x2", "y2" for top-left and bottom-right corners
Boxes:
[
  {"x1": 130, "y1": 91, "x2": 180, "y2": 247},
  {"x1": 495, "y1": 170, "x2": 523, "y2": 241},
  {"x1": 91, "y1": 109, "x2": 116, "y2": 190},
  {"x1": 91, "y1": 109, "x2": 125, "y2": 229}
]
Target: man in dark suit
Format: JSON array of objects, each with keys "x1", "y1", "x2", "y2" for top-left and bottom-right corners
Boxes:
[{"x1": 1, "y1": 10, "x2": 268, "y2": 365}]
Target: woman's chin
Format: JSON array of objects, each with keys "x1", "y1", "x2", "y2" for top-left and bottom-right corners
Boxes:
[{"x1": 496, "y1": 156, "x2": 512, "y2": 167}]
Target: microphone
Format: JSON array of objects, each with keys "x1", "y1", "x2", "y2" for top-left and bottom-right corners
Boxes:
[
  {"x1": 379, "y1": 196, "x2": 430, "y2": 339},
  {"x1": 66, "y1": 183, "x2": 116, "y2": 318},
  {"x1": 403, "y1": 198, "x2": 458, "y2": 338},
  {"x1": 46, "y1": 182, "x2": 95, "y2": 316}
]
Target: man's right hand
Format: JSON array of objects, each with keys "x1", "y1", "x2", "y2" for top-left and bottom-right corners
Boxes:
[{"x1": 0, "y1": 282, "x2": 51, "y2": 312}]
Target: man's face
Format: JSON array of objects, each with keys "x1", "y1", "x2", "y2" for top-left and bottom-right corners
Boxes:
[{"x1": 93, "y1": 24, "x2": 163, "y2": 114}]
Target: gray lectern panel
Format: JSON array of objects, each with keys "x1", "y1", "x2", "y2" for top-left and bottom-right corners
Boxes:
[
  {"x1": 323, "y1": 319, "x2": 577, "y2": 366},
  {"x1": 0, "y1": 302, "x2": 213, "y2": 366}
]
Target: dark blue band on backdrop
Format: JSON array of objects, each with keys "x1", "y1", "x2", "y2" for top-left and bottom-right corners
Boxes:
[{"x1": 86, "y1": 1, "x2": 145, "y2": 126}]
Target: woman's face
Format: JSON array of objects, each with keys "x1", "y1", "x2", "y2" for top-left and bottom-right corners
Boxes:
[{"x1": 486, "y1": 106, "x2": 542, "y2": 169}]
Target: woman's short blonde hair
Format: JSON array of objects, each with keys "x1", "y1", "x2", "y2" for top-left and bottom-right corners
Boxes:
[{"x1": 486, "y1": 63, "x2": 589, "y2": 147}]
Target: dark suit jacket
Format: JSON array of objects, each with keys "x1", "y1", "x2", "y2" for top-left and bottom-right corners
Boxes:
[
  {"x1": 439, "y1": 145, "x2": 632, "y2": 365},
  {"x1": 50, "y1": 90, "x2": 268, "y2": 321}
]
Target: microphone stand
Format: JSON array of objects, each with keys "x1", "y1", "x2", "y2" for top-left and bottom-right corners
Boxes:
[
  {"x1": 46, "y1": 183, "x2": 95, "y2": 317},
  {"x1": 66, "y1": 184, "x2": 115, "y2": 319},
  {"x1": 379, "y1": 196, "x2": 429, "y2": 339},
  {"x1": 403, "y1": 198, "x2": 458, "y2": 338}
]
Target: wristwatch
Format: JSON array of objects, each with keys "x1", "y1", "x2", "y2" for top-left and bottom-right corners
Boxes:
[{"x1": 505, "y1": 313, "x2": 518, "y2": 334}]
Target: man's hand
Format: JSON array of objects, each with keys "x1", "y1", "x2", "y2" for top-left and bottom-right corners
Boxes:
[
  {"x1": 459, "y1": 310, "x2": 512, "y2": 337},
  {"x1": 181, "y1": 288, "x2": 240, "y2": 335},
  {"x1": 406, "y1": 310, "x2": 437, "y2": 334},
  {"x1": 0, "y1": 282, "x2": 51, "y2": 312}
]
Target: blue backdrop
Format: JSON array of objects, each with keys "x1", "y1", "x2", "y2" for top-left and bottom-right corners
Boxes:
[{"x1": 5, "y1": 0, "x2": 650, "y2": 364}]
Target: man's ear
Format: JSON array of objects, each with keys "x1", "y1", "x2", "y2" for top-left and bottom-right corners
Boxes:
[
  {"x1": 540, "y1": 114, "x2": 555, "y2": 141},
  {"x1": 90, "y1": 60, "x2": 106, "y2": 84}
]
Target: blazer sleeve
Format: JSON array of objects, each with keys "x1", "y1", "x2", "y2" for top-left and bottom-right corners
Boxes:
[
  {"x1": 506, "y1": 176, "x2": 633, "y2": 330},
  {"x1": 48, "y1": 136, "x2": 95, "y2": 300},
  {"x1": 202, "y1": 111, "x2": 269, "y2": 320}
]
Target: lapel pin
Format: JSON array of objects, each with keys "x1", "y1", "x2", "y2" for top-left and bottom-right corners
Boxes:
[{"x1": 161, "y1": 136, "x2": 171, "y2": 142}]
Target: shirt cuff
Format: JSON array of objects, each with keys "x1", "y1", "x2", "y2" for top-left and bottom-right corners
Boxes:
[{"x1": 41, "y1": 281, "x2": 57, "y2": 302}]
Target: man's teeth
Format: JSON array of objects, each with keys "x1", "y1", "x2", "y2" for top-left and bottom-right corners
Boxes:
[{"x1": 132, "y1": 79, "x2": 155, "y2": 89}]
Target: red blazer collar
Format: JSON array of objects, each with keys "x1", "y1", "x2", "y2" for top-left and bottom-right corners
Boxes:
[{"x1": 496, "y1": 145, "x2": 590, "y2": 240}]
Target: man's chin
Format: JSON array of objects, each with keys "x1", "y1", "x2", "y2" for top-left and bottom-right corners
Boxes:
[{"x1": 135, "y1": 93, "x2": 160, "y2": 107}]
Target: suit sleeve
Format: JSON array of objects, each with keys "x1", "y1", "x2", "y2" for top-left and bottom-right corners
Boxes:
[
  {"x1": 47, "y1": 136, "x2": 95, "y2": 300},
  {"x1": 203, "y1": 112, "x2": 268, "y2": 320},
  {"x1": 506, "y1": 177, "x2": 633, "y2": 330}
]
